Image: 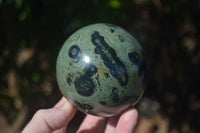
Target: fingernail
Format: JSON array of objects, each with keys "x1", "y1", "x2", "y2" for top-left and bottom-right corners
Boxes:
[
  {"x1": 124, "y1": 109, "x2": 138, "y2": 123},
  {"x1": 61, "y1": 101, "x2": 76, "y2": 111}
]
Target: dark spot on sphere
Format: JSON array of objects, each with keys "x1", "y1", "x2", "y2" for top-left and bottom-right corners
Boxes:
[
  {"x1": 68, "y1": 45, "x2": 80, "y2": 59},
  {"x1": 91, "y1": 31, "x2": 128, "y2": 86},
  {"x1": 66, "y1": 74, "x2": 72, "y2": 86},
  {"x1": 110, "y1": 87, "x2": 120, "y2": 103},
  {"x1": 110, "y1": 94, "x2": 120, "y2": 103},
  {"x1": 104, "y1": 72, "x2": 109, "y2": 78},
  {"x1": 74, "y1": 101, "x2": 93, "y2": 110},
  {"x1": 112, "y1": 87, "x2": 118, "y2": 93},
  {"x1": 74, "y1": 64, "x2": 98, "y2": 97},
  {"x1": 128, "y1": 52, "x2": 141, "y2": 65},
  {"x1": 129, "y1": 51, "x2": 146, "y2": 78},
  {"x1": 99, "y1": 101, "x2": 107, "y2": 105},
  {"x1": 85, "y1": 64, "x2": 98, "y2": 77},
  {"x1": 110, "y1": 28, "x2": 115, "y2": 33},
  {"x1": 74, "y1": 76, "x2": 96, "y2": 97},
  {"x1": 118, "y1": 35, "x2": 125, "y2": 42}
]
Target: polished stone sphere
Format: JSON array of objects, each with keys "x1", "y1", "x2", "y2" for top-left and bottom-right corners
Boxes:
[{"x1": 56, "y1": 23, "x2": 146, "y2": 117}]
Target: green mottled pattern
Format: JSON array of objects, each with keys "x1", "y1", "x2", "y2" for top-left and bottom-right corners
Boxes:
[{"x1": 56, "y1": 23, "x2": 145, "y2": 117}]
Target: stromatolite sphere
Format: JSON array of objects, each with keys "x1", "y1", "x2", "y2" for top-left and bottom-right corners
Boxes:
[{"x1": 56, "y1": 23, "x2": 146, "y2": 117}]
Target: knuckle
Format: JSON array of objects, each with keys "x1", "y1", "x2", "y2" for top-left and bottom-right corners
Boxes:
[{"x1": 34, "y1": 109, "x2": 45, "y2": 118}]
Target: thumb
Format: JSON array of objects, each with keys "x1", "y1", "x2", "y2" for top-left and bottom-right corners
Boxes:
[{"x1": 22, "y1": 100, "x2": 77, "y2": 133}]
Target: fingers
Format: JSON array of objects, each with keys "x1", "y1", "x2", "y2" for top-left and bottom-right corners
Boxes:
[
  {"x1": 53, "y1": 96, "x2": 68, "y2": 133},
  {"x1": 54, "y1": 97, "x2": 67, "y2": 108},
  {"x1": 22, "y1": 100, "x2": 77, "y2": 133},
  {"x1": 115, "y1": 108, "x2": 138, "y2": 133},
  {"x1": 77, "y1": 108, "x2": 138, "y2": 133},
  {"x1": 104, "y1": 115, "x2": 120, "y2": 133},
  {"x1": 77, "y1": 114, "x2": 106, "y2": 133},
  {"x1": 104, "y1": 108, "x2": 138, "y2": 133}
]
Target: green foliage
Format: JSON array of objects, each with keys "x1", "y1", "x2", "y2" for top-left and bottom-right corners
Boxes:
[
  {"x1": 18, "y1": 7, "x2": 30, "y2": 21},
  {"x1": 109, "y1": 0, "x2": 122, "y2": 9},
  {"x1": 15, "y1": 0, "x2": 22, "y2": 9},
  {"x1": 31, "y1": 72, "x2": 40, "y2": 82}
]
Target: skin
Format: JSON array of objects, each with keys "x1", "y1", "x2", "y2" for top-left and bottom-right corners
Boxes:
[{"x1": 22, "y1": 97, "x2": 138, "y2": 133}]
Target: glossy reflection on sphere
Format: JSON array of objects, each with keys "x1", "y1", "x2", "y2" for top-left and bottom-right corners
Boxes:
[{"x1": 56, "y1": 23, "x2": 146, "y2": 117}]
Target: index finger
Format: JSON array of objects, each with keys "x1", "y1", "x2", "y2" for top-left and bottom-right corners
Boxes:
[
  {"x1": 22, "y1": 100, "x2": 76, "y2": 133},
  {"x1": 54, "y1": 97, "x2": 67, "y2": 108}
]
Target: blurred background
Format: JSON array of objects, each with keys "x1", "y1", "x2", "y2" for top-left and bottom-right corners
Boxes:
[{"x1": 0, "y1": 0, "x2": 200, "y2": 132}]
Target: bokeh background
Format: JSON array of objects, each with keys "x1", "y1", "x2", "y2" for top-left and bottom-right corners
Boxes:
[{"x1": 0, "y1": 0, "x2": 200, "y2": 132}]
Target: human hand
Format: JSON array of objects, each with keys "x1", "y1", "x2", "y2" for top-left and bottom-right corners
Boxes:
[{"x1": 22, "y1": 97, "x2": 138, "y2": 133}]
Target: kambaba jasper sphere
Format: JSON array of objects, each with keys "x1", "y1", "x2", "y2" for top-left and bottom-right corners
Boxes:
[{"x1": 56, "y1": 23, "x2": 146, "y2": 117}]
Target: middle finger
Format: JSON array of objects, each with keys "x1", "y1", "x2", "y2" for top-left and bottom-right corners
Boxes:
[{"x1": 77, "y1": 114, "x2": 106, "y2": 133}]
